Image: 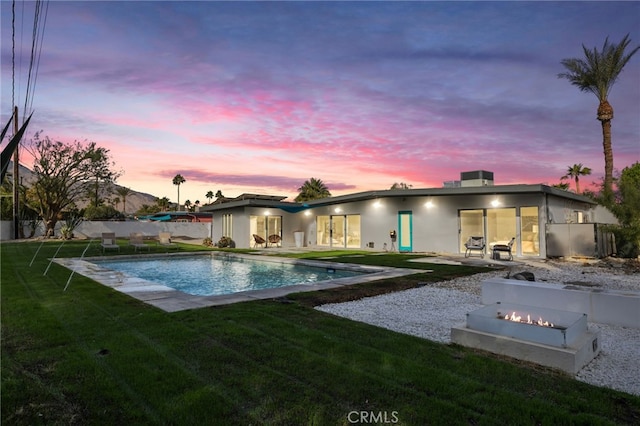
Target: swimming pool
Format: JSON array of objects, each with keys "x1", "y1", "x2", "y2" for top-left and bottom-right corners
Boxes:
[
  {"x1": 54, "y1": 252, "x2": 420, "y2": 311},
  {"x1": 95, "y1": 253, "x2": 365, "y2": 296}
]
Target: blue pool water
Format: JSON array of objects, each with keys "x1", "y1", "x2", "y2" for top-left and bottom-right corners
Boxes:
[{"x1": 96, "y1": 254, "x2": 364, "y2": 296}]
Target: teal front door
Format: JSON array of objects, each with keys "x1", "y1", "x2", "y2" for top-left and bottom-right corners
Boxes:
[{"x1": 398, "y1": 211, "x2": 413, "y2": 252}]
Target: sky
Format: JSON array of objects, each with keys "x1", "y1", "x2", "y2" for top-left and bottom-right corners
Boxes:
[{"x1": 2, "y1": 1, "x2": 639, "y2": 205}]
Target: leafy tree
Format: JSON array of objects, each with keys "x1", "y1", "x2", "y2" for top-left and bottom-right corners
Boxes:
[
  {"x1": 172, "y1": 174, "x2": 186, "y2": 210},
  {"x1": 608, "y1": 163, "x2": 640, "y2": 257},
  {"x1": 115, "y1": 186, "x2": 133, "y2": 213},
  {"x1": 135, "y1": 204, "x2": 161, "y2": 216},
  {"x1": 390, "y1": 182, "x2": 412, "y2": 190},
  {"x1": 558, "y1": 34, "x2": 639, "y2": 198},
  {"x1": 561, "y1": 164, "x2": 592, "y2": 194},
  {"x1": 294, "y1": 178, "x2": 331, "y2": 202},
  {"x1": 24, "y1": 133, "x2": 119, "y2": 236},
  {"x1": 82, "y1": 145, "x2": 120, "y2": 207},
  {"x1": 184, "y1": 199, "x2": 192, "y2": 212},
  {"x1": 206, "y1": 190, "x2": 214, "y2": 204},
  {"x1": 215, "y1": 190, "x2": 224, "y2": 199},
  {"x1": 84, "y1": 205, "x2": 123, "y2": 221}
]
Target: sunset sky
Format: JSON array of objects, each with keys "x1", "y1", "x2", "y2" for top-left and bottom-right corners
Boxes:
[{"x1": 2, "y1": 1, "x2": 639, "y2": 205}]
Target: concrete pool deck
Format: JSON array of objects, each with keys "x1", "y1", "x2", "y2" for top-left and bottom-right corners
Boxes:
[{"x1": 53, "y1": 252, "x2": 424, "y2": 312}]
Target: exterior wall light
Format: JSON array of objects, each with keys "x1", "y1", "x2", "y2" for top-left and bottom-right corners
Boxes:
[
  {"x1": 491, "y1": 199, "x2": 501, "y2": 207},
  {"x1": 304, "y1": 211, "x2": 311, "y2": 216},
  {"x1": 425, "y1": 201, "x2": 434, "y2": 208},
  {"x1": 373, "y1": 200, "x2": 382, "y2": 208},
  {"x1": 334, "y1": 207, "x2": 342, "y2": 213}
]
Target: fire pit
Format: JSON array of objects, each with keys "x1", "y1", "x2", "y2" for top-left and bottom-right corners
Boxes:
[{"x1": 451, "y1": 302, "x2": 601, "y2": 374}]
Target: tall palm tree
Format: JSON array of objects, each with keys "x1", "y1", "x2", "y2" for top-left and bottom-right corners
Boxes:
[
  {"x1": 205, "y1": 190, "x2": 214, "y2": 204},
  {"x1": 558, "y1": 34, "x2": 639, "y2": 198},
  {"x1": 562, "y1": 163, "x2": 592, "y2": 194},
  {"x1": 294, "y1": 177, "x2": 332, "y2": 202},
  {"x1": 115, "y1": 186, "x2": 133, "y2": 214},
  {"x1": 172, "y1": 174, "x2": 186, "y2": 211}
]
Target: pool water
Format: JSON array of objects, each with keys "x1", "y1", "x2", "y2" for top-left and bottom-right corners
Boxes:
[{"x1": 96, "y1": 254, "x2": 364, "y2": 297}]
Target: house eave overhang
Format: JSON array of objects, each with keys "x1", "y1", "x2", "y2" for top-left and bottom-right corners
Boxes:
[{"x1": 200, "y1": 184, "x2": 596, "y2": 213}]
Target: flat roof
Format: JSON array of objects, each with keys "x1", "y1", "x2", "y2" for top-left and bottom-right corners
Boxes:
[{"x1": 200, "y1": 184, "x2": 596, "y2": 212}]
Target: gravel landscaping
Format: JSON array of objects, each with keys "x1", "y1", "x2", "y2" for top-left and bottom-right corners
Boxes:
[{"x1": 317, "y1": 257, "x2": 640, "y2": 396}]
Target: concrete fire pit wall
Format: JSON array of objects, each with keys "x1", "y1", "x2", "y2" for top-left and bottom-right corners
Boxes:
[{"x1": 482, "y1": 278, "x2": 639, "y2": 328}]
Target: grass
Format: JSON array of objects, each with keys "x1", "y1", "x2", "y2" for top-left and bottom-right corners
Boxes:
[{"x1": 2, "y1": 240, "x2": 639, "y2": 425}]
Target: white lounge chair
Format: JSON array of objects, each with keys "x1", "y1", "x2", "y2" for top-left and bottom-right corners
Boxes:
[
  {"x1": 101, "y1": 232, "x2": 120, "y2": 253},
  {"x1": 129, "y1": 233, "x2": 150, "y2": 252},
  {"x1": 158, "y1": 232, "x2": 178, "y2": 250}
]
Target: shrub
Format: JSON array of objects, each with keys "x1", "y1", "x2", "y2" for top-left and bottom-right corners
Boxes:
[
  {"x1": 217, "y1": 236, "x2": 235, "y2": 248},
  {"x1": 202, "y1": 237, "x2": 213, "y2": 247}
]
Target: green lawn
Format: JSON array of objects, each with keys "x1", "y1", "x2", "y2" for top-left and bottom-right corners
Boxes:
[{"x1": 2, "y1": 240, "x2": 639, "y2": 425}]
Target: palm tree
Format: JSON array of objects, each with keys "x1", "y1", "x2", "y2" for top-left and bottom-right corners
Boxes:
[
  {"x1": 172, "y1": 174, "x2": 186, "y2": 211},
  {"x1": 215, "y1": 190, "x2": 224, "y2": 200},
  {"x1": 294, "y1": 177, "x2": 332, "y2": 202},
  {"x1": 558, "y1": 34, "x2": 639, "y2": 198},
  {"x1": 562, "y1": 164, "x2": 592, "y2": 194},
  {"x1": 205, "y1": 190, "x2": 214, "y2": 204},
  {"x1": 115, "y1": 186, "x2": 133, "y2": 214},
  {"x1": 156, "y1": 196, "x2": 170, "y2": 212}
]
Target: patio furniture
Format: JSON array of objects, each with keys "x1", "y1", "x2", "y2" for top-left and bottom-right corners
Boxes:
[
  {"x1": 268, "y1": 234, "x2": 281, "y2": 247},
  {"x1": 158, "y1": 232, "x2": 178, "y2": 250},
  {"x1": 492, "y1": 237, "x2": 515, "y2": 261},
  {"x1": 129, "y1": 233, "x2": 150, "y2": 252},
  {"x1": 101, "y1": 232, "x2": 120, "y2": 253},
  {"x1": 464, "y1": 236, "x2": 485, "y2": 258},
  {"x1": 252, "y1": 234, "x2": 266, "y2": 248}
]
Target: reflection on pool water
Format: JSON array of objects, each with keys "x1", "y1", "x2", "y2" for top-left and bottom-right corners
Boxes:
[{"x1": 95, "y1": 254, "x2": 365, "y2": 296}]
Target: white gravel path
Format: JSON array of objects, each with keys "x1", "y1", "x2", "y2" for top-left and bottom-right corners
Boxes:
[{"x1": 317, "y1": 258, "x2": 640, "y2": 396}]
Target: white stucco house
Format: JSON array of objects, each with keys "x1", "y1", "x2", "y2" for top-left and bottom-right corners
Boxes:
[{"x1": 201, "y1": 172, "x2": 617, "y2": 259}]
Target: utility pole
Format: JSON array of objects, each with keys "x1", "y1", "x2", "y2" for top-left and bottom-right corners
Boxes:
[{"x1": 13, "y1": 106, "x2": 20, "y2": 239}]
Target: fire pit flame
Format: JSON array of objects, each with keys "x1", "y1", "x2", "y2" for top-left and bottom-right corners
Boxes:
[{"x1": 502, "y1": 311, "x2": 555, "y2": 328}]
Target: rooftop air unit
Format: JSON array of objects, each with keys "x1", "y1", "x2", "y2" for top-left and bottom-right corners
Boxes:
[{"x1": 460, "y1": 170, "x2": 494, "y2": 187}]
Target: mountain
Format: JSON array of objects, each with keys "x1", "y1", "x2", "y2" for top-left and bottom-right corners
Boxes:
[{"x1": 5, "y1": 161, "x2": 159, "y2": 214}]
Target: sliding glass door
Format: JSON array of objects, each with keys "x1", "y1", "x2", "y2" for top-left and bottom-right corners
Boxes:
[
  {"x1": 459, "y1": 210, "x2": 484, "y2": 252},
  {"x1": 316, "y1": 215, "x2": 361, "y2": 248}
]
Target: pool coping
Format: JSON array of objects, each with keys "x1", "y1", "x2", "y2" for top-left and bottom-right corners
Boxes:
[{"x1": 53, "y1": 252, "x2": 424, "y2": 312}]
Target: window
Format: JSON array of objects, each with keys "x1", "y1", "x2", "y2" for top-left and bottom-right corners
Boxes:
[
  {"x1": 222, "y1": 214, "x2": 233, "y2": 238},
  {"x1": 521, "y1": 207, "x2": 540, "y2": 255}
]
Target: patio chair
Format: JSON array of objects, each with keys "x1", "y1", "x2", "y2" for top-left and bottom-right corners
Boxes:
[
  {"x1": 158, "y1": 232, "x2": 178, "y2": 250},
  {"x1": 268, "y1": 234, "x2": 282, "y2": 248},
  {"x1": 252, "y1": 234, "x2": 266, "y2": 248},
  {"x1": 129, "y1": 233, "x2": 150, "y2": 252},
  {"x1": 492, "y1": 237, "x2": 515, "y2": 261},
  {"x1": 464, "y1": 236, "x2": 485, "y2": 258},
  {"x1": 101, "y1": 232, "x2": 120, "y2": 253}
]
